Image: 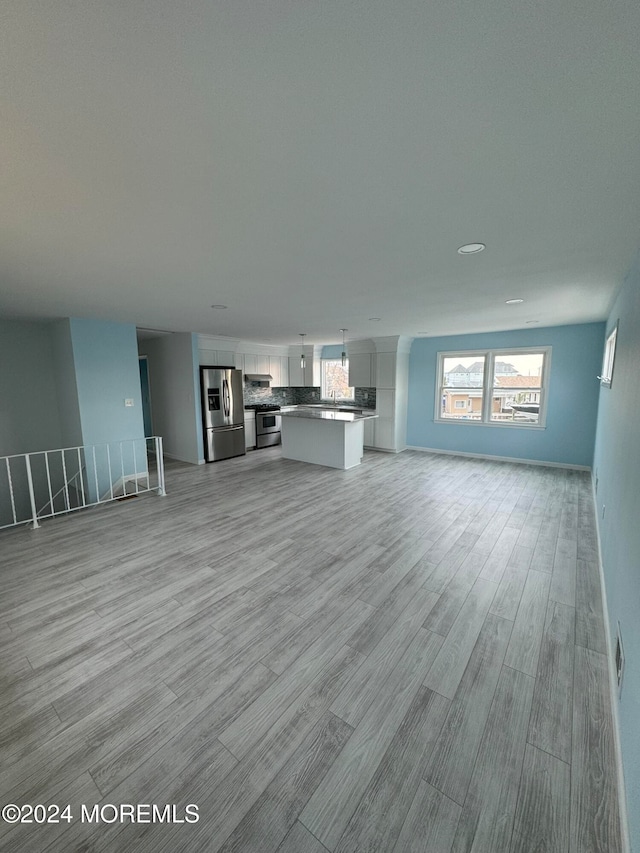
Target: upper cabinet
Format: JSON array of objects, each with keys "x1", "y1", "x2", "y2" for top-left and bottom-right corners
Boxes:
[
  {"x1": 288, "y1": 352, "x2": 319, "y2": 387},
  {"x1": 280, "y1": 356, "x2": 289, "y2": 386},
  {"x1": 288, "y1": 356, "x2": 304, "y2": 387},
  {"x1": 376, "y1": 352, "x2": 396, "y2": 389},
  {"x1": 348, "y1": 353, "x2": 375, "y2": 388},
  {"x1": 269, "y1": 356, "x2": 288, "y2": 387},
  {"x1": 198, "y1": 335, "x2": 324, "y2": 389},
  {"x1": 199, "y1": 348, "x2": 217, "y2": 366},
  {"x1": 243, "y1": 353, "x2": 270, "y2": 375},
  {"x1": 199, "y1": 348, "x2": 237, "y2": 367}
]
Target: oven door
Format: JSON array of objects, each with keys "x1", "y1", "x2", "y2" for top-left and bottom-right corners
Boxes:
[
  {"x1": 256, "y1": 412, "x2": 281, "y2": 434},
  {"x1": 256, "y1": 412, "x2": 281, "y2": 447}
]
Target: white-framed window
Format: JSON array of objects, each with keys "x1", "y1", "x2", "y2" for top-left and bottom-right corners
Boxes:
[
  {"x1": 321, "y1": 359, "x2": 354, "y2": 401},
  {"x1": 600, "y1": 323, "x2": 618, "y2": 387},
  {"x1": 435, "y1": 347, "x2": 551, "y2": 428}
]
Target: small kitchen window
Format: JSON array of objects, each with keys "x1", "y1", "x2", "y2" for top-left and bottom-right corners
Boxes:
[
  {"x1": 321, "y1": 359, "x2": 354, "y2": 401},
  {"x1": 600, "y1": 323, "x2": 618, "y2": 387}
]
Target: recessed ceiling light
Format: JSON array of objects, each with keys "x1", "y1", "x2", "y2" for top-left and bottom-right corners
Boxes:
[
  {"x1": 505, "y1": 298, "x2": 524, "y2": 305},
  {"x1": 457, "y1": 243, "x2": 485, "y2": 255},
  {"x1": 368, "y1": 317, "x2": 381, "y2": 321},
  {"x1": 211, "y1": 304, "x2": 228, "y2": 309}
]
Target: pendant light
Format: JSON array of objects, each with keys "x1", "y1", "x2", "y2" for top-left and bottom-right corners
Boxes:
[
  {"x1": 340, "y1": 328, "x2": 348, "y2": 367},
  {"x1": 299, "y1": 333, "x2": 306, "y2": 370}
]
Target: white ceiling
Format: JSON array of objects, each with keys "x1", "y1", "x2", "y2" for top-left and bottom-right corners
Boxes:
[{"x1": 1, "y1": 0, "x2": 639, "y2": 347}]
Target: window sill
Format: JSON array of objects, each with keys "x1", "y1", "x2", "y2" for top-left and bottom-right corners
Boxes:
[{"x1": 434, "y1": 418, "x2": 546, "y2": 430}]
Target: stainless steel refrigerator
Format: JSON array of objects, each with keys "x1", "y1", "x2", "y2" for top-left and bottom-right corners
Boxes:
[{"x1": 200, "y1": 367, "x2": 246, "y2": 462}]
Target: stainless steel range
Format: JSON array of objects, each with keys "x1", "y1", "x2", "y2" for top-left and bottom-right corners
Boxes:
[{"x1": 245, "y1": 404, "x2": 282, "y2": 448}]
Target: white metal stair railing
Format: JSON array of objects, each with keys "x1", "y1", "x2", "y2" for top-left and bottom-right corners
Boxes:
[
  {"x1": 37, "y1": 468, "x2": 85, "y2": 518},
  {"x1": 0, "y1": 436, "x2": 166, "y2": 531}
]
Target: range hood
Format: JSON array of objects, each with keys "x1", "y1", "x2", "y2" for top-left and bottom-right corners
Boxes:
[{"x1": 245, "y1": 373, "x2": 272, "y2": 384}]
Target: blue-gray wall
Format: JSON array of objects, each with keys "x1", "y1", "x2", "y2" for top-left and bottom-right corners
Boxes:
[
  {"x1": 592, "y1": 253, "x2": 640, "y2": 852},
  {"x1": 0, "y1": 317, "x2": 145, "y2": 516},
  {"x1": 68, "y1": 318, "x2": 146, "y2": 499},
  {"x1": 51, "y1": 318, "x2": 83, "y2": 450},
  {"x1": 69, "y1": 318, "x2": 144, "y2": 447},
  {"x1": 407, "y1": 323, "x2": 604, "y2": 467},
  {"x1": 321, "y1": 344, "x2": 343, "y2": 359},
  {"x1": 0, "y1": 319, "x2": 65, "y2": 456}
]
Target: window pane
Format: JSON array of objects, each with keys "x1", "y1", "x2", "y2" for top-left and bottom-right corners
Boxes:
[
  {"x1": 601, "y1": 327, "x2": 617, "y2": 386},
  {"x1": 322, "y1": 360, "x2": 354, "y2": 400},
  {"x1": 490, "y1": 352, "x2": 544, "y2": 423},
  {"x1": 439, "y1": 355, "x2": 485, "y2": 420},
  {"x1": 440, "y1": 389, "x2": 484, "y2": 420},
  {"x1": 442, "y1": 355, "x2": 485, "y2": 388}
]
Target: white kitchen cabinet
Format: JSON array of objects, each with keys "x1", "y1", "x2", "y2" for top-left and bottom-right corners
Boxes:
[
  {"x1": 376, "y1": 352, "x2": 396, "y2": 389},
  {"x1": 369, "y1": 390, "x2": 396, "y2": 450},
  {"x1": 279, "y1": 355, "x2": 289, "y2": 387},
  {"x1": 288, "y1": 356, "x2": 304, "y2": 387},
  {"x1": 373, "y1": 418, "x2": 395, "y2": 450},
  {"x1": 199, "y1": 349, "x2": 237, "y2": 367},
  {"x1": 234, "y1": 353, "x2": 244, "y2": 371},
  {"x1": 289, "y1": 352, "x2": 319, "y2": 387},
  {"x1": 256, "y1": 355, "x2": 270, "y2": 374},
  {"x1": 348, "y1": 353, "x2": 374, "y2": 388},
  {"x1": 269, "y1": 355, "x2": 289, "y2": 386},
  {"x1": 244, "y1": 412, "x2": 256, "y2": 449},
  {"x1": 199, "y1": 349, "x2": 217, "y2": 365},
  {"x1": 363, "y1": 418, "x2": 375, "y2": 447},
  {"x1": 243, "y1": 354, "x2": 257, "y2": 374},
  {"x1": 375, "y1": 389, "x2": 395, "y2": 419},
  {"x1": 307, "y1": 357, "x2": 321, "y2": 387}
]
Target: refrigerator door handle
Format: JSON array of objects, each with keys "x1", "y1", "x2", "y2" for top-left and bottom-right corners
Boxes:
[
  {"x1": 211, "y1": 424, "x2": 243, "y2": 432},
  {"x1": 223, "y1": 379, "x2": 230, "y2": 417}
]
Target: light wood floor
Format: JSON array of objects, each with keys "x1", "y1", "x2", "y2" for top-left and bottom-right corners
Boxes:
[{"x1": 0, "y1": 447, "x2": 623, "y2": 852}]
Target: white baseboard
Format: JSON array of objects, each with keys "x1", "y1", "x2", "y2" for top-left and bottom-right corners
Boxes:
[
  {"x1": 162, "y1": 450, "x2": 204, "y2": 465},
  {"x1": 405, "y1": 445, "x2": 591, "y2": 471},
  {"x1": 591, "y1": 473, "x2": 631, "y2": 852}
]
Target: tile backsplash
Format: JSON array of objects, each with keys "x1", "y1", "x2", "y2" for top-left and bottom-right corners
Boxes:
[
  {"x1": 353, "y1": 387, "x2": 376, "y2": 408},
  {"x1": 243, "y1": 383, "x2": 320, "y2": 406},
  {"x1": 243, "y1": 383, "x2": 376, "y2": 408}
]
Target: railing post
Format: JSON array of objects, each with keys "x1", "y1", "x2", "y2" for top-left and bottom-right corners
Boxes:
[
  {"x1": 155, "y1": 436, "x2": 166, "y2": 496},
  {"x1": 24, "y1": 454, "x2": 40, "y2": 530}
]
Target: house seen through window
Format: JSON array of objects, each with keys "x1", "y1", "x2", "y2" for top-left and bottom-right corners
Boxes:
[
  {"x1": 436, "y1": 348, "x2": 550, "y2": 427},
  {"x1": 321, "y1": 359, "x2": 354, "y2": 401}
]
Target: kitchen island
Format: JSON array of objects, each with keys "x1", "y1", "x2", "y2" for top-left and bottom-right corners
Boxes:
[{"x1": 280, "y1": 409, "x2": 378, "y2": 470}]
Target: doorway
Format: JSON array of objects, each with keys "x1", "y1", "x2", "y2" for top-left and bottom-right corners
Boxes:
[{"x1": 138, "y1": 356, "x2": 153, "y2": 438}]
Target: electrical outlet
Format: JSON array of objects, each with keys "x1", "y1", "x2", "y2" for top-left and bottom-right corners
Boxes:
[{"x1": 124, "y1": 398, "x2": 134, "y2": 407}]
